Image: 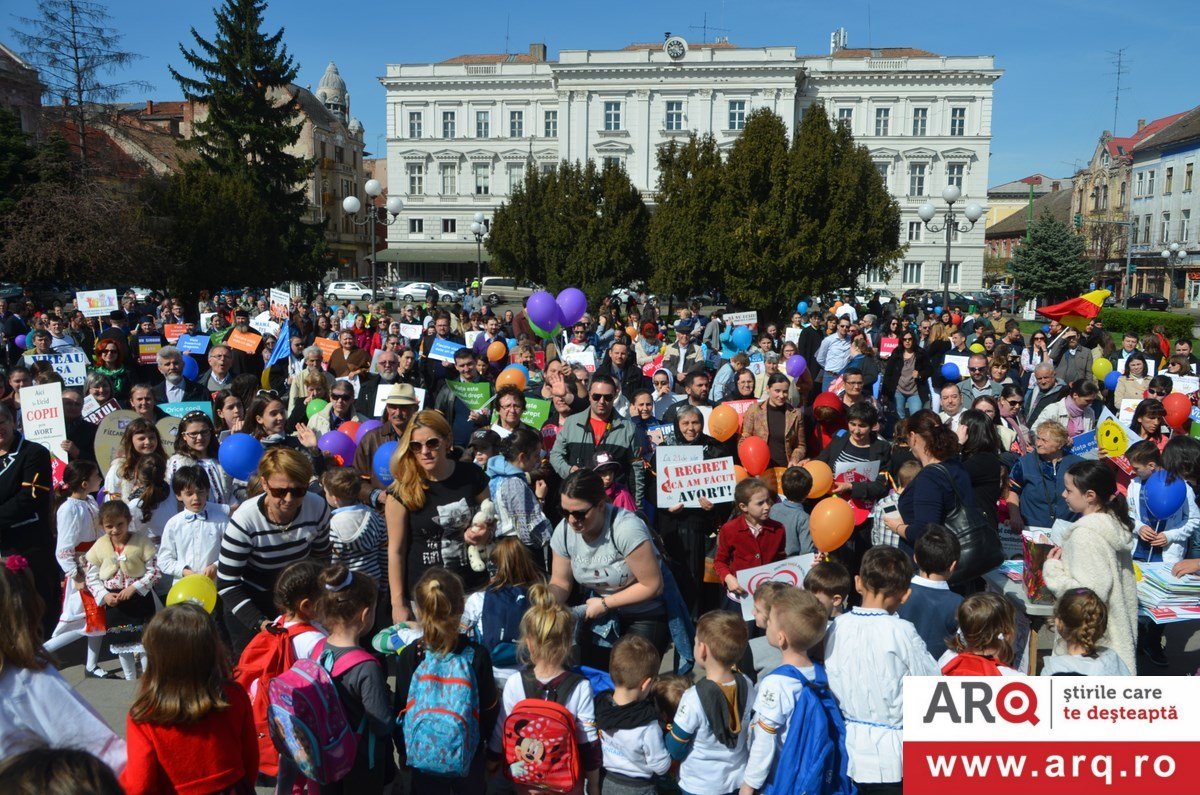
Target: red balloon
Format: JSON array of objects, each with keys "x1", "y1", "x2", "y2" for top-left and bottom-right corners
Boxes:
[
  {"x1": 1162, "y1": 392, "x2": 1191, "y2": 430},
  {"x1": 738, "y1": 436, "x2": 771, "y2": 476}
]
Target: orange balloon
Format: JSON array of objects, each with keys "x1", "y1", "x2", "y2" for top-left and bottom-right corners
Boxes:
[
  {"x1": 626, "y1": 325, "x2": 637, "y2": 339},
  {"x1": 738, "y1": 436, "x2": 770, "y2": 476},
  {"x1": 810, "y1": 497, "x2": 854, "y2": 552},
  {"x1": 708, "y1": 404, "x2": 739, "y2": 442},
  {"x1": 759, "y1": 467, "x2": 779, "y2": 494},
  {"x1": 773, "y1": 466, "x2": 788, "y2": 493},
  {"x1": 496, "y1": 368, "x2": 527, "y2": 391},
  {"x1": 803, "y1": 460, "x2": 834, "y2": 498},
  {"x1": 338, "y1": 421, "x2": 360, "y2": 441},
  {"x1": 487, "y1": 340, "x2": 507, "y2": 362},
  {"x1": 733, "y1": 465, "x2": 750, "y2": 483}
]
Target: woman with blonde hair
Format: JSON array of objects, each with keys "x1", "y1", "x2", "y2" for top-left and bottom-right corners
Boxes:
[{"x1": 384, "y1": 410, "x2": 490, "y2": 622}]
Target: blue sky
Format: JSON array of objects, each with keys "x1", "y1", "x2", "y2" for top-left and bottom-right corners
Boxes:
[{"x1": 6, "y1": 0, "x2": 1197, "y2": 186}]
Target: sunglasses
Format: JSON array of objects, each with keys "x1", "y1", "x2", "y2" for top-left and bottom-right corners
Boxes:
[
  {"x1": 590, "y1": 393, "x2": 614, "y2": 402},
  {"x1": 1148, "y1": 389, "x2": 1168, "y2": 396},
  {"x1": 563, "y1": 504, "x2": 596, "y2": 522},
  {"x1": 968, "y1": 366, "x2": 986, "y2": 373},
  {"x1": 408, "y1": 437, "x2": 443, "y2": 453},
  {"x1": 1005, "y1": 399, "x2": 1022, "y2": 407},
  {"x1": 331, "y1": 393, "x2": 353, "y2": 401},
  {"x1": 265, "y1": 484, "x2": 307, "y2": 499}
]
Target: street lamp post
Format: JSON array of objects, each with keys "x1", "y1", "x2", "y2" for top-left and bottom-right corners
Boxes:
[
  {"x1": 343, "y1": 179, "x2": 403, "y2": 303},
  {"x1": 469, "y1": 211, "x2": 487, "y2": 283},
  {"x1": 1162, "y1": 242, "x2": 1186, "y2": 307},
  {"x1": 918, "y1": 185, "x2": 985, "y2": 311}
]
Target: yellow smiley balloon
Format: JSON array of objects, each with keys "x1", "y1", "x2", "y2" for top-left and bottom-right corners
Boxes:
[{"x1": 1096, "y1": 419, "x2": 1128, "y2": 459}]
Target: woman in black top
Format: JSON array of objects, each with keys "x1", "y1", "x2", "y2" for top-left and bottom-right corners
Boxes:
[{"x1": 956, "y1": 408, "x2": 1004, "y2": 530}]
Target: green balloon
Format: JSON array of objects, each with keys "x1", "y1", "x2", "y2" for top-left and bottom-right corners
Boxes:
[
  {"x1": 1190, "y1": 420, "x2": 1200, "y2": 440},
  {"x1": 528, "y1": 316, "x2": 558, "y2": 340},
  {"x1": 306, "y1": 398, "x2": 328, "y2": 419}
]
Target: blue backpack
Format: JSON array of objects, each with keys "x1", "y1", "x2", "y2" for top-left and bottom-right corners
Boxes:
[
  {"x1": 763, "y1": 664, "x2": 855, "y2": 795},
  {"x1": 402, "y1": 645, "x2": 480, "y2": 777},
  {"x1": 480, "y1": 586, "x2": 527, "y2": 667}
]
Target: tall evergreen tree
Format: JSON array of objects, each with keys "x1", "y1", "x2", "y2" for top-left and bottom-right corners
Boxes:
[
  {"x1": 647, "y1": 134, "x2": 724, "y2": 302},
  {"x1": 0, "y1": 108, "x2": 38, "y2": 221},
  {"x1": 488, "y1": 155, "x2": 549, "y2": 286},
  {"x1": 1010, "y1": 210, "x2": 1089, "y2": 302}
]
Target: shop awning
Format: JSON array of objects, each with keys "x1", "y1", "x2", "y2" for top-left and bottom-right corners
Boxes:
[{"x1": 375, "y1": 244, "x2": 491, "y2": 264}]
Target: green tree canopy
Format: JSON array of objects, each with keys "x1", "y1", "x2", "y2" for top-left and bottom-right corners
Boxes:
[
  {"x1": 647, "y1": 134, "x2": 724, "y2": 301},
  {"x1": 1010, "y1": 210, "x2": 1089, "y2": 303}
]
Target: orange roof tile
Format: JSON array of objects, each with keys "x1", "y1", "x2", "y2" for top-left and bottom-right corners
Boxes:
[
  {"x1": 828, "y1": 47, "x2": 937, "y2": 58},
  {"x1": 1108, "y1": 111, "x2": 1190, "y2": 159}
]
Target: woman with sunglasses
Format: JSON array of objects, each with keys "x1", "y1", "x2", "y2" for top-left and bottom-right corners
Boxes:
[
  {"x1": 881, "y1": 329, "x2": 930, "y2": 421},
  {"x1": 217, "y1": 446, "x2": 331, "y2": 653},
  {"x1": 548, "y1": 469, "x2": 667, "y2": 668},
  {"x1": 91, "y1": 339, "x2": 132, "y2": 401},
  {"x1": 384, "y1": 410, "x2": 490, "y2": 622},
  {"x1": 167, "y1": 412, "x2": 233, "y2": 505},
  {"x1": 1021, "y1": 331, "x2": 1051, "y2": 388},
  {"x1": 1146, "y1": 374, "x2": 1174, "y2": 402},
  {"x1": 1130, "y1": 398, "x2": 1170, "y2": 452},
  {"x1": 998, "y1": 384, "x2": 1033, "y2": 455},
  {"x1": 1113, "y1": 352, "x2": 1151, "y2": 406},
  {"x1": 307, "y1": 381, "x2": 368, "y2": 437}
]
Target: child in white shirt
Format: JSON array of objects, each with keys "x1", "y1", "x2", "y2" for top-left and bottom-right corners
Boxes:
[
  {"x1": 1126, "y1": 441, "x2": 1198, "y2": 566},
  {"x1": 594, "y1": 635, "x2": 671, "y2": 794},
  {"x1": 667, "y1": 611, "x2": 755, "y2": 795},
  {"x1": 1041, "y1": 587, "x2": 1131, "y2": 676},
  {"x1": 157, "y1": 466, "x2": 228, "y2": 588},
  {"x1": 825, "y1": 546, "x2": 939, "y2": 793}
]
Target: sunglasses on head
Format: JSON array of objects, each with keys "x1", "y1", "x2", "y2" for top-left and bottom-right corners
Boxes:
[
  {"x1": 408, "y1": 437, "x2": 443, "y2": 453},
  {"x1": 265, "y1": 484, "x2": 307, "y2": 499},
  {"x1": 563, "y1": 504, "x2": 595, "y2": 522}
]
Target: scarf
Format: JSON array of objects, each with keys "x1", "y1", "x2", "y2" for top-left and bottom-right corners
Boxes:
[{"x1": 1064, "y1": 397, "x2": 1085, "y2": 437}]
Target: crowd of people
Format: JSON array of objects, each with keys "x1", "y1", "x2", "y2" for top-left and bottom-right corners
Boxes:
[{"x1": 2, "y1": 284, "x2": 1200, "y2": 794}]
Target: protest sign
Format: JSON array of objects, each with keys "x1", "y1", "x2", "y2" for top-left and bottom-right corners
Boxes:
[
  {"x1": 734, "y1": 554, "x2": 816, "y2": 620},
  {"x1": 645, "y1": 423, "x2": 676, "y2": 452},
  {"x1": 157, "y1": 416, "x2": 181, "y2": 448},
  {"x1": 1071, "y1": 430, "x2": 1098, "y2": 460},
  {"x1": 748, "y1": 361, "x2": 765, "y2": 376},
  {"x1": 1114, "y1": 357, "x2": 1156, "y2": 375},
  {"x1": 447, "y1": 380, "x2": 492, "y2": 411},
  {"x1": 1171, "y1": 375, "x2": 1200, "y2": 395},
  {"x1": 227, "y1": 330, "x2": 262, "y2": 355},
  {"x1": 1119, "y1": 399, "x2": 1141, "y2": 425},
  {"x1": 510, "y1": 350, "x2": 546, "y2": 370},
  {"x1": 464, "y1": 331, "x2": 481, "y2": 349},
  {"x1": 879, "y1": 337, "x2": 899, "y2": 358},
  {"x1": 249, "y1": 312, "x2": 280, "y2": 337},
  {"x1": 835, "y1": 459, "x2": 881, "y2": 482},
  {"x1": 177, "y1": 334, "x2": 210, "y2": 355},
  {"x1": 374, "y1": 386, "x2": 425, "y2": 418},
  {"x1": 724, "y1": 311, "x2": 758, "y2": 327},
  {"x1": 20, "y1": 383, "x2": 68, "y2": 464},
  {"x1": 562, "y1": 350, "x2": 597, "y2": 373},
  {"x1": 94, "y1": 410, "x2": 140, "y2": 473},
  {"x1": 784, "y1": 328, "x2": 800, "y2": 345},
  {"x1": 641, "y1": 355, "x2": 664, "y2": 378},
  {"x1": 138, "y1": 335, "x2": 162, "y2": 365},
  {"x1": 163, "y1": 323, "x2": 187, "y2": 343},
  {"x1": 23, "y1": 351, "x2": 87, "y2": 387},
  {"x1": 943, "y1": 354, "x2": 971, "y2": 380},
  {"x1": 657, "y1": 448, "x2": 736, "y2": 509},
  {"x1": 314, "y1": 337, "x2": 339, "y2": 362},
  {"x1": 82, "y1": 395, "x2": 120, "y2": 425},
  {"x1": 1093, "y1": 407, "x2": 1133, "y2": 459},
  {"x1": 400, "y1": 323, "x2": 423, "y2": 340},
  {"x1": 75, "y1": 289, "x2": 118, "y2": 318},
  {"x1": 160, "y1": 401, "x2": 214, "y2": 421},
  {"x1": 493, "y1": 397, "x2": 552, "y2": 430},
  {"x1": 269, "y1": 289, "x2": 290, "y2": 321},
  {"x1": 199, "y1": 312, "x2": 216, "y2": 333},
  {"x1": 427, "y1": 337, "x2": 464, "y2": 364}
]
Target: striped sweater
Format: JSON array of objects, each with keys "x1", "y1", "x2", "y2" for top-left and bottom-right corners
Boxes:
[
  {"x1": 217, "y1": 493, "x2": 331, "y2": 627},
  {"x1": 329, "y1": 504, "x2": 388, "y2": 590}
]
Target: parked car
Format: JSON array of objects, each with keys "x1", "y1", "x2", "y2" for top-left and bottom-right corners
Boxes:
[
  {"x1": 0, "y1": 283, "x2": 24, "y2": 301},
  {"x1": 393, "y1": 281, "x2": 459, "y2": 304},
  {"x1": 1125, "y1": 293, "x2": 1169, "y2": 310},
  {"x1": 480, "y1": 276, "x2": 539, "y2": 306},
  {"x1": 324, "y1": 281, "x2": 374, "y2": 301},
  {"x1": 435, "y1": 280, "x2": 467, "y2": 298},
  {"x1": 959, "y1": 291, "x2": 996, "y2": 310}
]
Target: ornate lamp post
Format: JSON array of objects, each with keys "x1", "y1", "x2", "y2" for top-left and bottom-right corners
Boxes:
[
  {"x1": 918, "y1": 185, "x2": 985, "y2": 311},
  {"x1": 1162, "y1": 242, "x2": 1186, "y2": 307},
  {"x1": 343, "y1": 179, "x2": 403, "y2": 302},
  {"x1": 469, "y1": 210, "x2": 488, "y2": 283}
]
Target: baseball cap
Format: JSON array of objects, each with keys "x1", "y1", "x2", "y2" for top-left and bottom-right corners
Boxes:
[{"x1": 590, "y1": 451, "x2": 622, "y2": 473}]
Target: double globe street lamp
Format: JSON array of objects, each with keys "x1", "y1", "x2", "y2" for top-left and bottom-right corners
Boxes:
[
  {"x1": 918, "y1": 185, "x2": 985, "y2": 312},
  {"x1": 1162, "y1": 242, "x2": 1187, "y2": 307},
  {"x1": 343, "y1": 179, "x2": 404, "y2": 302},
  {"x1": 469, "y1": 211, "x2": 488, "y2": 283}
]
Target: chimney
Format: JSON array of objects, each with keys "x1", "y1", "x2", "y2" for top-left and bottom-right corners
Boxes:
[
  {"x1": 529, "y1": 43, "x2": 547, "y2": 62},
  {"x1": 1137, "y1": 118, "x2": 1146, "y2": 132},
  {"x1": 145, "y1": 100, "x2": 153, "y2": 114}
]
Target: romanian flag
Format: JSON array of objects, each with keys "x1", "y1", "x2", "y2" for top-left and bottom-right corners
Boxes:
[{"x1": 1036, "y1": 290, "x2": 1109, "y2": 332}]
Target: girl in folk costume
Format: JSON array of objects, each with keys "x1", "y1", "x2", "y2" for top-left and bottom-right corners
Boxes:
[
  {"x1": 44, "y1": 461, "x2": 109, "y2": 678},
  {"x1": 85, "y1": 501, "x2": 161, "y2": 681}
]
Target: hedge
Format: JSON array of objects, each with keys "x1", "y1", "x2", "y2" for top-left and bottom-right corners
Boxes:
[{"x1": 1099, "y1": 308, "x2": 1194, "y2": 340}]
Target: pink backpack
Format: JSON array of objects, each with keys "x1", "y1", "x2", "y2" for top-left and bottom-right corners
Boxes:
[{"x1": 267, "y1": 639, "x2": 376, "y2": 784}]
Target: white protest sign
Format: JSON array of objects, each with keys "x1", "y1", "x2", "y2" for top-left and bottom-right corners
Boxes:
[
  {"x1": 656, "y1": 448, "x2": 736, "y2": 508},
  {"x1": 834, "y1": 459, "x2": 880, "y2": 482},
  {"x1": 1171, "y1": 375, "x2": 1200, "y2": 395},
  {"x1": 734, "y1": 554, "x2": 816, "y2": 620},
  {"x1": 249, "y1": 311, "x2": 280, "y2": 337},
  {"x1": 724, "y1": 311, "x2": 758, "y2": 327},
  {"x1": 464, "y1": 331, "x2": 481, "y2": 349},
  {"x1": 20, "y1": 383, "x2": 68, "y2": 464},
  {"x1": 562, "y1": 350, "x2": 597, "y2": 373},
  {"x1": 400, "y1": 323, "x2": 423, "y2": 340},
  {"x1": 784, "y1": 328, "x2": 801, "y2": 345},
  {"x1": 1119, "y1": 398, "x2": 1141, "y2": 425},
  {"x1": 75, "y1": 289, "x2": 118, "y2": 318},
  {"x1": 200, "y1": 312, "x2": 216, "y2": 333},
  {"x1": 269, "y1": 289, "x2": 291, "y2": 321},
  {"x1": 23, "y1": 351, "x2": 88, "y2": 387},
  {"x1": 943, "y1": 354, "x2": 971, "y2": 380},
  {"x1": 1115, "y1": 357, "x2": 1156, "y2": 376}
]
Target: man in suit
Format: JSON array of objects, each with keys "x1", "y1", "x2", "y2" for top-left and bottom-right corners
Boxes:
[
  {"x1": 418, "y1": 311, "x2": 463, "y2": 387},
  {"x1": 152, "y1": 346, "x2": 210, "y2": 404}
]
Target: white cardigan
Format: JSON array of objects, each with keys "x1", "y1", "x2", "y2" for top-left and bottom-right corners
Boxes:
[{"x1": 1035, "y1": 397, "x2": 1096, "y2": 435}]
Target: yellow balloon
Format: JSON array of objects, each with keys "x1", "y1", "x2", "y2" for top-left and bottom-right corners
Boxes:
[
  {"x1": 969, "y1": 343, "x2": 985, "y2": 354},
  {"x1": 261, "y1": 370, "x2": 271, "y2": 389},
  {"x1": 166, "y1": 573, "x2": 218, "y2": 614},
  {"x1": 1092, "y1": 358, "x2": 1113, "y2": 379}
]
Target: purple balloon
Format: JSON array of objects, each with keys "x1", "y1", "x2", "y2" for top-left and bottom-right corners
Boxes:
[
  {"x1": 556, "y1": 288, "x2": 587, "y2": 327},
  {"x1": 317, "y1": 430, "x2": 357, "y2": 466},
  {"x1": 14, "y1": 334, "x2": 25, "y2": 349},
  {"x1": 355, "y1": 419, "x2": 383, "y2": 444},
  {"x1": 785, "y1": 355, "x2": 807, "y2": 379},
  {"x1": 526, "y1": 291, "x2": 558, "y2": 330}
]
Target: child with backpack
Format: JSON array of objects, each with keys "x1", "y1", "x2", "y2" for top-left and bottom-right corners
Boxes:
[
  {"x1": 939, "y1": 592, "x2": 1023, "y2": 676},
  {"x1": 741, "y1": 588, "x2": 853, "y2": 795},
  {"x1": 121, "y1": 604, "x2": 258, "y2": 794},
  {"x1": 594, "y1": 634, "x2": 671, "y2": 795},
  {"x1": 666, "y1": 611, "x2": 755, "y2": 795},
  {"x1": 492, "y1": 583, "x2": 602, "y2": 794},
  {"x1": 394, "y1": 567, "x2": 499, "y2": 792},
  {"x1": 234, "y1": 560, "x2": 325, "y2": 784},
  {"x1": 460, "y1": 536, "x2": 543, "y2": 689}
]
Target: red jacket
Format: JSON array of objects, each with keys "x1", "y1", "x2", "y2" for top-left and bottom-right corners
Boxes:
[
  {"x1": 121, "y1": 683, "x2": 258, "y2": 795},
  {"x1": 713, "y1": 514, "x2": 786, "y2": 583}
]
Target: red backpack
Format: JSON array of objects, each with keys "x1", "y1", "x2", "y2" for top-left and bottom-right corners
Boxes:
[
  {"x1": 233, "y1": 621, "x2": 318, "y2": 777},
  {"x1": 941, "y1": 652, "x2": 1004, "y2": 677},
  {"x1": 502, "y1": 671, "x2": 584, "y2": 793}
]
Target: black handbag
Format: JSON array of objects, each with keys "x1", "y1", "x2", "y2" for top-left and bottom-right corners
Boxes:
[{"x1": 930, "y1": 463, "x2": 1004, "y2": 584}]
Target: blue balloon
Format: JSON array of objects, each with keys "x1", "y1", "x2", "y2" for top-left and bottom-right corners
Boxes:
[
  {"x1": 1042, "y1": 325, "x2": 1050, "y2": 333},
  {"x1": 1103, "y1": 371, "x2": 1120, "y2": 391},
  {"x1": 182, "y1": 355, "x2": 199, "y2": 382},
  {"x1": 797, "y1": 301, "x2": 809, "y2": 315},
  {"x1": 373, "y1": 441, "x2": 399, "y2": 486},
  {"x1": 217, "y1": 433, "x2": 264, "y2": 481},
  {"x1": 731, "y1": 326, "x2": 752, "y2": 351},
  {"x1": 940, "y1": 363, "x2": 961, "y2": 382},
  {"x1": 1145, "y1": 469, "x2": 1187, "y2": 520},
  {"x1": 934, "y1": 305, "x2": 943, "y2": 315}
]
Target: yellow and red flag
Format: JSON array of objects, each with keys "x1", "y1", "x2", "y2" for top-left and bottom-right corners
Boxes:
[{"x1": 1036, "y1": 290, "x2": 1109, "y2": 332}]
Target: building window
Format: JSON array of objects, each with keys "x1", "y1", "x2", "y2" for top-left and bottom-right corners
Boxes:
[
  {"x1": 508, "y1": 163, "x2": 525, "y2": 193},
  {"x1": 604, "y1": 101, "x2": 622, "y2": 131},
  {"x1": 875, "y1": 162, "x2": 889, "y2": 184},
  {"x1": 875, "y1": 107, "x2": 890, "y2": 136},
  {"x1": 728, "y1": 100, "x2": 747, "y2": 130},
  {"x1": 912, "y1": 107, "x2": 928, "y2": 137},
  {"x1": 1100, "y1": 184, "x2": 1108, "y2": 210},
  {"x1": 942, "y1": 262, "x2": 960, "y2": 285},
  {"x1": 1142, "y1": 215, "x2": 1152, "y2": 245},
  {"x1": 1147, "y1": 170, "x2": 1156, "y2": 195},
  {"x1": 1181, "y1": 209, "x2": 1191, "y2": 242},
  {"x1": 406, "y1": 163, "x2": 424, "y2": 195},
  {"x1": 440, "y1": 163, "x2": 456, "y2": 195},
  {"x1": 946, "y1": 163, "x2": 964, "y2": 191},
  {"x1": 473, "y1": 163, "x2": 490, "y2": 195},
  {"x1": 950, "y1": 106, "x2": 966, "y2": 136},
  {"x1": 442, "y1": 218, "x2": 456, "y2": 234},
  {"x1": 408, "y1": 218, "x2": 423, "y2": 234},
  {"x1": 544, "y1": 110, "x2": 558, "y2": 138},
  {"x1": 1118, "y1": 182, "x2": 1126, "y2": 208},
  {"x1": 866, "y1": 265, "x2": 885, "y2": 283},
  {"x1": 665, "y1": 100, "x2": 684, "y2": 131},
  {"x1": 475, "y1": 110, "x2": 489, "y2": 138},
  {"x1": 837, "y1": 107, "x2": 853, "y2": 128},
  {"x1": 441, "y1": 111, "x2": 456, "y2": 139},
  {"x1": 907, "y1": 221, "x2": 923, "y2": 242},
  {"x1": 1186, "y1": 162, "x2": 1194, "y2": 192},
  {"x1": 1165, "y1": 167, "x2": 1174, "y2": 194},
  {"x1": 602, "y1": 156, "x2": 622, "y2": 171},
  {"x1": 902, "y1": 261, "x2": 923, "y2": 284},
  {"x1": 539, "y1": 162, "x2": 555, "y2": 176},
  {"x1": 1161, "y1": 213, "x2": 1171, "y2": 244},
  {"x1": 407, "y1": 111, "x2": 422, "y2": 139},
  {"x1": 319, "y1": 141, "x2": 327, "y2": 159},
  {"x1": 908, "y1": 163, "x2": 926, "y2": 196},
  {"x1": 1135, "y1": 173, "x2": 1144, "y2": 198},
  {"x1": 509, "y1": 110, "x2": 524, "y2": 138}
]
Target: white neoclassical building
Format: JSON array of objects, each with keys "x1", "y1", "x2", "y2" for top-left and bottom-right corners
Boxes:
[{"x1": 377, "y1": 31, "x2": 1001, "y2": 293}]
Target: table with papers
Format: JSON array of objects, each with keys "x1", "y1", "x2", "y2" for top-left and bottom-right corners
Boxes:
[{"x1": 1134, "y1": 562, "x2": 1200, "y2": 625}]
